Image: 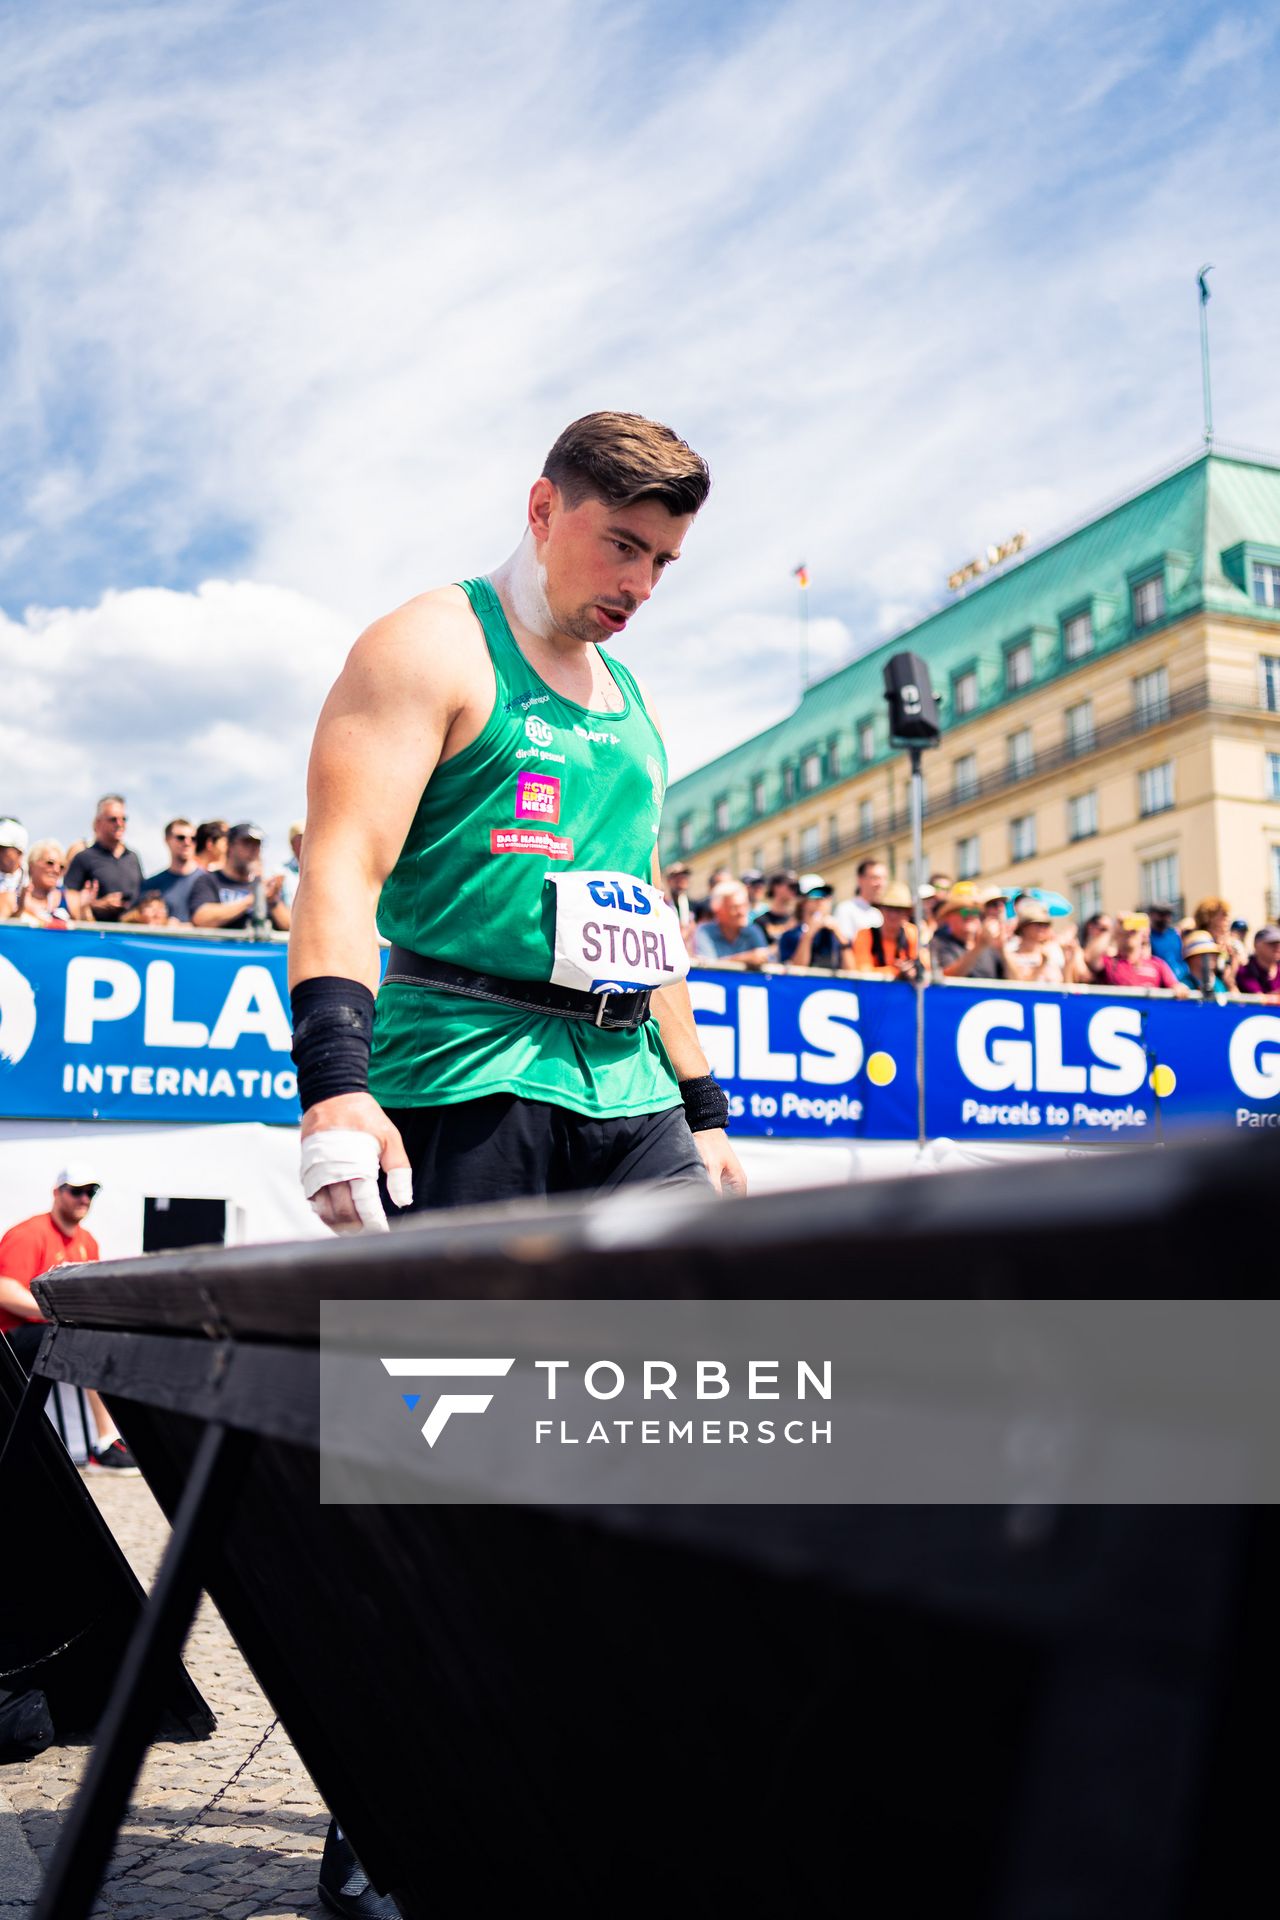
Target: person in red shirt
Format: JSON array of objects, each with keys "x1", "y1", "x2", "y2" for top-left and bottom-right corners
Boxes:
[
  {"x1": 0, "y1": 1167, "x2": 138, "y2": 1473},
  {"x1": 1080, "y1": 913, "x2": 1190, "y2": 995}
]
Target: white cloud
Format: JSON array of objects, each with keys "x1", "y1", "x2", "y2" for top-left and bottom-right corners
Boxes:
[
  {"x1": 0, "y1": 0, "x2": 1278, "y2": 814},
  {"x1": 0, "y1": 581, "x2": 348, "y2": 867}
]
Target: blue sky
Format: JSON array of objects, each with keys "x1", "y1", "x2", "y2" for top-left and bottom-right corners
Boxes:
[{"x1": 2, "y1": 0, "x2": 1278, "y2": 863}]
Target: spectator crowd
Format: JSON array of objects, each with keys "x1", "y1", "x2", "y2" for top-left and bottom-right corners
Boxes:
[
  {"x1": 3, "y1": 795, "x2": 1277, "y2": 1000},
  {"x1": 666, "y1": 856, "x2": 1280, "y2": 1001},
  {"x1": 0, "y1": 800, "x2": 302, "y2": 934}
]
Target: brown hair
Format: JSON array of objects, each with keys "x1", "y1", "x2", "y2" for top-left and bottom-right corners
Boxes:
[
  {"x1": 543, "y1": 412, "x2": 710, "y2": 516},
  {"x1": 1193, "y1": 896, "x2": 1229, "y2": 929},
  {"x1": 195, "y1": 819, "x2": 229, "y2": 855}
]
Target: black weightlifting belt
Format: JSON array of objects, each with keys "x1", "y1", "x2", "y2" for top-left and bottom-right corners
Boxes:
[{"x1": 384, "y1": 945, "x2": 654, "y2": 1032}]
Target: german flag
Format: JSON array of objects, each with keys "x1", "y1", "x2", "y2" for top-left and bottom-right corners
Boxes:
[{"x1": 793, "y1": 564, "x2": 809, "y2": 589}]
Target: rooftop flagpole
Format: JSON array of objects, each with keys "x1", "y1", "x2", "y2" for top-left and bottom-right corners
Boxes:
[
  {"x1": 793, "y1": 563, "x2": 810, "y2": 693},
  {"x1": 1197, "y1": 264, "x2": 1214, "y2": 447}
]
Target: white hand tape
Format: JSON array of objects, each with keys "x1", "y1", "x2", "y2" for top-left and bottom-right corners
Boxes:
[
  {"x1": 386, "y1": 1166, "x2": 414, "y2": 1211},
  {"x1": 300, "y1": 1129, "x2": 388, "y2": 1233}
]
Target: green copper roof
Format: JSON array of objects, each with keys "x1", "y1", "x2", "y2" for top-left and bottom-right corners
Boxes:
[{"x1": 663, "y1": 449, "x2": 1280, "y2": 859}]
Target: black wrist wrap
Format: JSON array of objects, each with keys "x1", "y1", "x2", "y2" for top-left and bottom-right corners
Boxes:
[
  {"x1": 290, "y1": 977, "x2": 376, "y2": 1113},
  {"x1": 680, "y1": 1075, "x2": 730, "y2": 1133}
]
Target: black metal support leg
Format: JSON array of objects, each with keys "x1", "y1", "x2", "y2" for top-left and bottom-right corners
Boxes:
[
  {"x1": 33, "y1": 1419, "x2": 250, "y2": 1920},
  {"x1": 0, "y1": 1352, "x2": 54, "y2": 1482}
]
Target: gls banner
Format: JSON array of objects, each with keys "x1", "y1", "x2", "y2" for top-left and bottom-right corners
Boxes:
[
  {"x1": 1, "y1": 927, "x2": 1277, "y2": 1138},
  {"x1": 699, "y1": 970, "x2": 1280, "y2": 1142}
]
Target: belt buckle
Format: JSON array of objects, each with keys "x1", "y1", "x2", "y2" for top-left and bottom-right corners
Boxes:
[{"x1": 594, "y1": 990, "x2": 611, "y2": 1029}]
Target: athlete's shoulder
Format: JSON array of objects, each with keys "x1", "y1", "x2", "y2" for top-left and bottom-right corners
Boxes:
[
  {"x1": 340, "y1": 584, "x2": 483, "y2": 700},
  {"x1": 357, "y1": 583, "x2": 477, "y2": 655}
]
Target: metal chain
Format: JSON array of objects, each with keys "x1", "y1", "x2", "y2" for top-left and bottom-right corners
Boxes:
[
  {"x1": 0, "y1": 1616, "x2": 102, "y2": 1682},
  {"x1": 0, "y1": 1715, "x2": 282, "y2": 1915},
  {"x1": 102, "y1": 1714, "x2": 281, "y2": 1886}
]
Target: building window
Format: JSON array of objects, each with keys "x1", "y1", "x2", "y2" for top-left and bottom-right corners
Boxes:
[
  {"x1": 1133, "y1": 665, "x2": 1170, "y2": 727},
  {"x1": 1271, "y1": 845, "x2": 1280, "y2": 917},
  {"x1": 953, "y1": 752, "x2": 977, "y2": 801},
  {"x1": 1261, "y1": 656, "x2": 1280, "y2": 712},
  {"x1": 1132, "y1": 573, "x2": 1165, "y2": 629},
  {"x1": 1267, "y1": 752, "x2": 1280, "y2": 801},
  {"x1": 800, "y1": 823, "x2": 821, "y2": 865},
  {"x1": 783, "y1": 764, "x2": 796, "y2": 801},
  {"x1": 826, "y1": 736, "x2": 841, "y2": 780},
  {"x1": 953, "y1": 669, "x2": 978, "y2": 716},
  {"x1": 1141, "y1": 852, "x2": 1181, "y2": 911},
  {"x1": 801, "y1": 752, "x2": 822, "y2": 792},
  {"x1": 1067, "y1": 791, "x2": 1098, "y2": 841},
  {"x1": 1063, "y1": 610, "x2": 1094, "y2": 660},
  {"x1": 1075, "y1": 874, "x2": 1103, "y2": 924},
  {"x1": 827, "y1": 815, "x2": 840, "y2": 855},
  {"x1": 678, "y1": 817, "x2": 692, "y2": 854},
  {"x1": 751, "y1": 775, "x2": 767, "y2": 816},
  {"x1": 781, "y1": 836, "x2": 792, "y2": 867},
  {"x1": 858, "y1": 720, "x2": 875, "y2": 763},
  {"x1": 752, "y1": 847, "x2": 765, "y2": 871},
  {"x1": 1065, "y1": 700, "x2": 1094, "y2": 756},
  {"x1": 858, "y1": 797, "x2": 874, "y2": 840},
  {"x1": 1010, "y1": 814, "x2": 1036, "y2": 862},
  {"x1": 1005, "y1": 642, "x2": 1033, "y2": 691},
  {"x1": 1139, "y1": 761, "x2": 1175, "y2": 816},
  {"x1": 1007, "y1": 728, "x2": 1034, "y2": 778},
  {"x1": 714, "y1": 795, "x2": 730, "y2": 835},
  {"x1": 956, "y1": 834, "x2": 980, "y2": 880},
  {"x1": 1252, "y1": 562, "x2": 1280, "y2": 609}
]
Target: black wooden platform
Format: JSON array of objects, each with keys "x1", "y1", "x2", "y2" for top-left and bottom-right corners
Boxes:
[{"x1": 10, "y1": 1133, "x2": 1279, "y2": 1919}]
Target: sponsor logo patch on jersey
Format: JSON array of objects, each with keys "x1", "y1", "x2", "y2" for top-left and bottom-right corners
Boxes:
[
  {"x1": 574, "y1": 722, "x2": 620, "y2": 747},
  {"x1": 515, "y1": 772, "x2": 561, "y2": 824},
  {"x1": 505, "y1": 690, "x2": 550, "y2": 714},
  {"x1": 525, "y1": 715, "x2": 555, "y2": 747},
  {"x1": 491, "y1": 828, "x2": 574, "y2": 860}
]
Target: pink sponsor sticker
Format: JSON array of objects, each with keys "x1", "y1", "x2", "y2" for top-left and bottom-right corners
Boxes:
[
  {"x1": 490, "y1": 829, "x2": 575, "y2": 859},
  {"x1": 515, "y1": 771, "x2": 561, "y2": 824}
]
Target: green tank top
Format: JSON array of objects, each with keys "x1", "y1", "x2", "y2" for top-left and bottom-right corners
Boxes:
[{"x1": 369, "y1": 576, "x2": 680, "y2": 1118}]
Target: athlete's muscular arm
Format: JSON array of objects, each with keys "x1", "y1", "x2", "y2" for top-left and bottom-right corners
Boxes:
[{"x1": 290, "y1": 595, "x2": 474, "y2": 1230}]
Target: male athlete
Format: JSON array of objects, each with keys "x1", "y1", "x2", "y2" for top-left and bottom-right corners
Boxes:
[
  {"x1": 290, "y1": 410, "x2": 743, "y2": 1228},
  {"x1": 291, "y1": 414, "x2": 742, "y2": 1915}
]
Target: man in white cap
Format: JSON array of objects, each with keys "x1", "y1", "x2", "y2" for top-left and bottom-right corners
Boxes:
[
  {"x1": 0, "y1": 1168, "x2": 139, "y2": 1472},
  {"x1": 0, "y1": 817, "x2": 28, "y2": 919}
]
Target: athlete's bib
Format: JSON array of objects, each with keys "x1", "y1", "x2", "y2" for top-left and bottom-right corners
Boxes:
[{"x1": 546, "y1": 872, "x2": 688, "y2": 995}]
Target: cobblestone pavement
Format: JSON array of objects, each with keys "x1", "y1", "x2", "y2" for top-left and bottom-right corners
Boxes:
[{"x1": 4, "y1": 1474, "x2": 330, "y2": 1919}]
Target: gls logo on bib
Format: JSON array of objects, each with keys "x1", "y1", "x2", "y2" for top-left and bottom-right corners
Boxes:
[{"x1": 546, "y1": 872, "x2": 688, "y2": 996}]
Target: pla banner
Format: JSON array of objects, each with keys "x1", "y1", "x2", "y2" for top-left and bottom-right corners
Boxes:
[
  {"x1": 0, "y1": 928, "x2": 1277, "y2": 1138},
  {"x1": 0, "y1": 924, "x2": 296, "y2": 1125}
]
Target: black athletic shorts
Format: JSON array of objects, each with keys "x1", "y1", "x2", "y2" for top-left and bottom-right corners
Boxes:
[{"x1": 382, "y1": 1094, "x2": 710, "y2": 1213}]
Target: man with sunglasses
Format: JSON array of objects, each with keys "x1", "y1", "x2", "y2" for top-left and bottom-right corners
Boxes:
[
  {"x1": 142, "y1": 816, "x2": 202, "y2": 922},
  {"x1": 929, "y1": 882, "x2": 1010, "y2": 980},
  {"x1": 0, "y1": 1168, "x2": 139, "y2": 1472},
  {"x1": 63, "y1": 793, "x2": 144, "y2": 923}
]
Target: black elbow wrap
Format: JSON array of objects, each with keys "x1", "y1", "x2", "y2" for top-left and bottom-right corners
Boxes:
[
  {"x1": 290, "y1": 977, "x2": 375, "y2": 1113},
  {"x1": 679, "y1": 1074, "x2": 730, "y2": 1133}
]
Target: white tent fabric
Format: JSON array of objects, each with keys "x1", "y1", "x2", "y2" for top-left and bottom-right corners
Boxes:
[
  {"x1": 0, "y1": 1117, "x2": 1090, "y2": 1264},
  {"x1": 0, "y1": 1117, "x2": 325, "y2": 1260}
]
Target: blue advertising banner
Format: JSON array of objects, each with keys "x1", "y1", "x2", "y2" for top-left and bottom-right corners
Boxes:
[
  {"x1": 0, "y1": 925, "x2": 296, "y2": 1125},
  {"x1": 1, "y1": 927, "x2": 1277, "y2": 1140}
]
